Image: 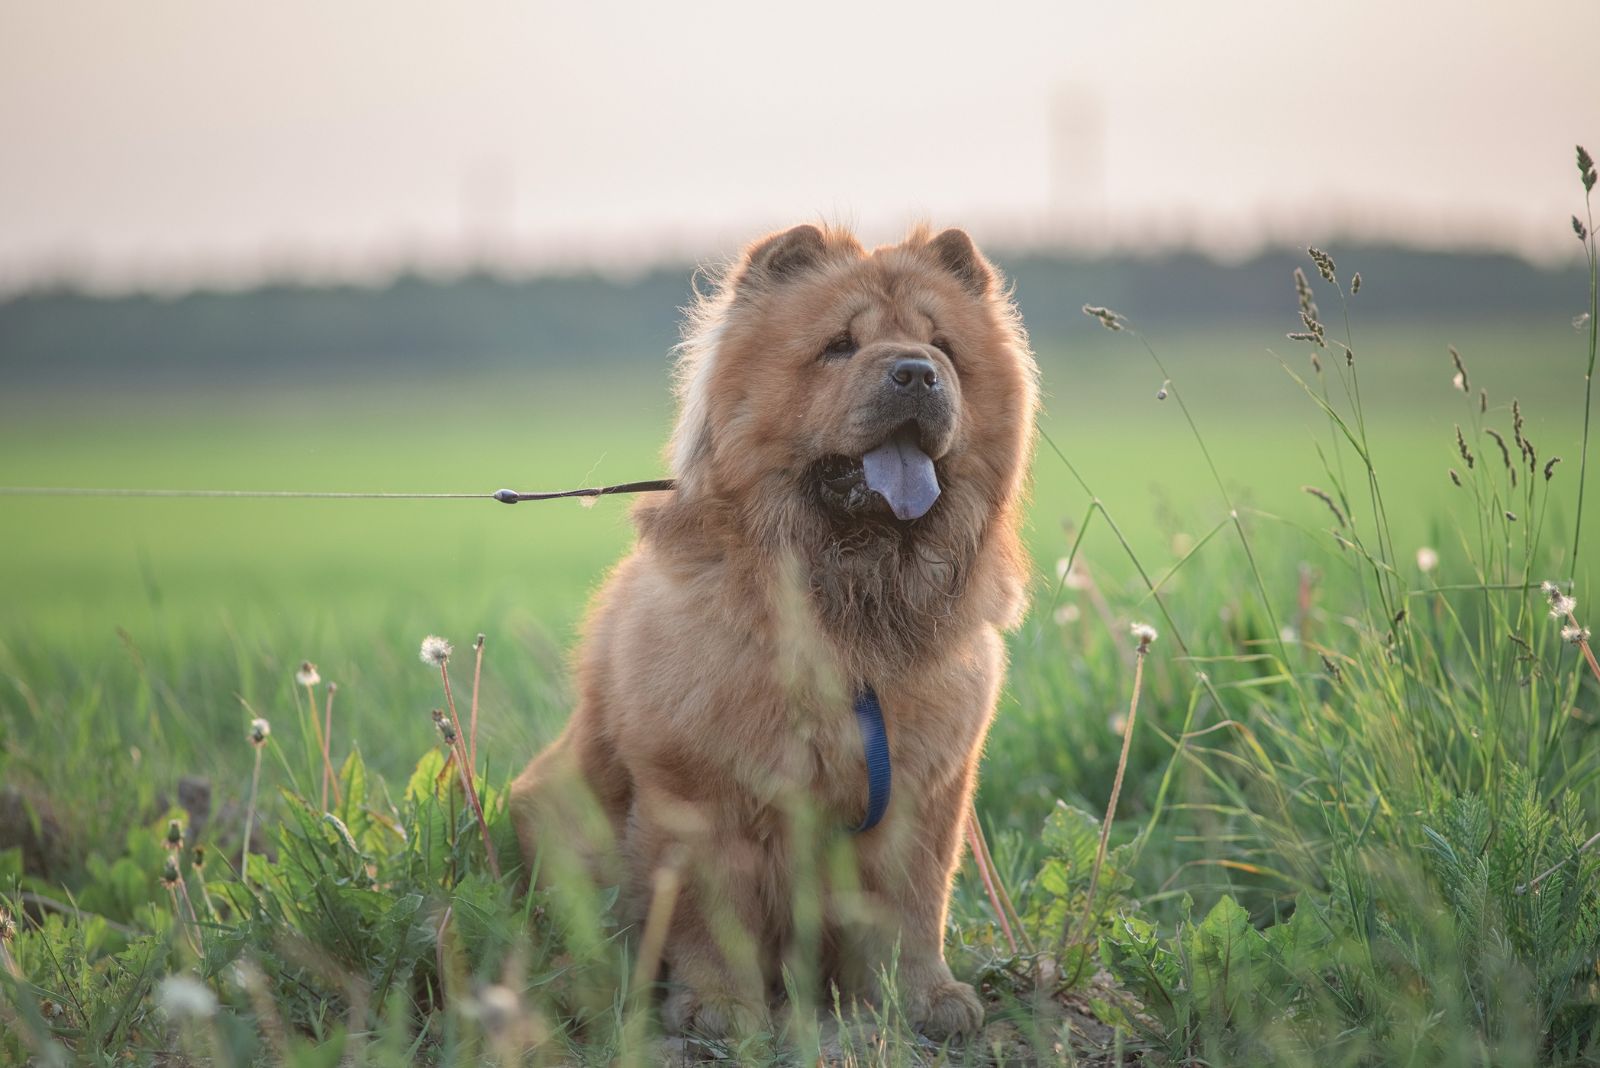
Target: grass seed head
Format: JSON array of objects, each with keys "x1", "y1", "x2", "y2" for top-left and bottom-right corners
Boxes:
[
  {"x1": 248, "y1": 717, "x2": 271, "y2": 747},
  {"x1": 1546, "y1": 456, "x2": 1562, "y2": 480},
  {"x1": 1485, "y1": 428, "x2": 1512, "y2": 470},
  {"x1": 1351, "y1": 271, "x2": 1362, "y2": 294},
  {"x1": 1480, "y1": 388, "x2": 1488, "y2": 414},
  {"x1": 420, "y1": 635, "x2": 453, "y2": 667},
  {"x1": 1081, "y1": 304, "x2": 1124, "y2": 331},
  {"x1": 1302, "y1": 485, "x2": 1348, "y2": 527},
  {"x1": 1449, "y1": 346, "x2": 1469, "y2": 392},
  {"x1": 1579, "y1": 144, "x2": 1597, "y2": 192},
  {"x1": 1455, "y1": 426, "x2": 1475, "y2": 468},
  {"x1": 1307, "y1": 247, "x2": 1337, "y2": 284},
  {"x1": 1577, "y1": 216, "x2": 1590, "y2": 241},
  {"x1": 1449, "y1": 468, "x2": 1462, "y2": 487},
  {"x1": 295, "y1": 661, "x2": 321, "y2": 687}
]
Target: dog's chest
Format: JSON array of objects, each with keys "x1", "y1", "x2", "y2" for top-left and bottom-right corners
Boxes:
[{"x1": 784, "y1": 697, "x2": 871, "y2": 818}]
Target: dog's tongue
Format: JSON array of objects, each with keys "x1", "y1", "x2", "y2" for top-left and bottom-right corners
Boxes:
[{"x1": 862, "y1": 429, "x2": 940, "y2": 521}]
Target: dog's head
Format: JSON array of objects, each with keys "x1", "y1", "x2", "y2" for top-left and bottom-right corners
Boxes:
[{"x1": 669, "y1": 224, "x2": 1037, "y2": 543}]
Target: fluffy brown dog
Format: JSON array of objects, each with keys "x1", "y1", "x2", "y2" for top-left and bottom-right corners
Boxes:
[{"x1": 509, "y1": 223, "x2": 1037, "y2": 1040}]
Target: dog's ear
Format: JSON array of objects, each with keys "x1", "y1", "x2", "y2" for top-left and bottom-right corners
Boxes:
[
  {"x1": 926, "y1": 228, "x2": 995, "y2": 298},
  {"x1": 738, "y1": 224, "x2": 829, "y2": 288}
]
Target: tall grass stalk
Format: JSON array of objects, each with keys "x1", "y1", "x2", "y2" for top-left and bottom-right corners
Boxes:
[{"x1": 1570, "y1": 145, "x2": 1598, "y2": 576}]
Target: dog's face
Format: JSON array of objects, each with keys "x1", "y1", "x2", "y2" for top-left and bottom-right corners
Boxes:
[{"x1": 671, "y1": 225, "x2": 1036, "y2": 539}]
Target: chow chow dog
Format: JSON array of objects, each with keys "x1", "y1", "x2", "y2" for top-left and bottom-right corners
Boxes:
[{"x1": 509, "y1": 223, "x2": 1037, "y2": 1040}]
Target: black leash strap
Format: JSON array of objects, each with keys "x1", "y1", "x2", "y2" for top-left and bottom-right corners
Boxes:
[{"x1": 0, "y1": 480, "x2": 677, "y2": 504}]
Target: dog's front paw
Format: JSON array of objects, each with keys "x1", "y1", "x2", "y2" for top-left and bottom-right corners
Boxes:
[
  {"x1": 661, "y1": 985, "x2": 766, "y2": 1038},
  {"x1": 906, "y1": 978, "x2": 983, "y2": 1040}
]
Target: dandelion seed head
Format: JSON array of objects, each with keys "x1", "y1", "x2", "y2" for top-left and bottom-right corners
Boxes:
[
  {"x1": 295, "y1": 661, "x2": 321, "y2": 687},
  {"x1": 1130, "y1": 622, "x2": 1158, "y2": 652},
  {"x1": 467, "y1": 984, "x2": 522, "y2": 1037},
  {"x1": 1563, "y1": 624, "x2": 1591, "y2": 645},
  {"x1": 1156, "y1": 379, "x2": 1169, "y2": 401},
  {"x1": 248, "y1": 717, "x2": 270, "y2": 747},
  {"x1": 156, "y1": 975, "x2": 218, "y2": 1021},
  {"x1": 420, "y1": 635, "x2": 453, "y2": 667},
  {"x1": 1416, "y1": 547, "x2": 1439, "y2": 573},
  {"x1": 1543, "y1": 580, "x2": 1562, "y2": 596},
  {"x1": 1551, "y1": 594, "x2": 1578, "y2": 619}
]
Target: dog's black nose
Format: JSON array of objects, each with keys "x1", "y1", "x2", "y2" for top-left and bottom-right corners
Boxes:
[{"x1": 889, "y1": 357, "x2": 939, "y2": 393}]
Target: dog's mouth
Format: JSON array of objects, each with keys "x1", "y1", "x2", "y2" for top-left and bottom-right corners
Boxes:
[{"x1": 813, "y1": 424, "x2": 942, "y2": 523}]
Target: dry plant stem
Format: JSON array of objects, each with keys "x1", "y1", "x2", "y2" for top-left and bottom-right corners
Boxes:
[
  {"x1": 629, "y1": 860, "x2": 684, "y2": 1005},
  {"x1": 470, "y1": 635, "x2": 485, "y2": 769},
  {"x1": 1070, "y1": 646, "x2": 1148, "y2": 950},
  {"x1": 242, "y1": 747, "x2": 263, "y2": 890},
  {"x1": 965, "y1": 813, "x2": 1018, "y2": 955},
  {"x1": 0, "y1": 941, "x2": 19, "y2": 981},
  {"x1": 450, "y1": 734, "x2": 501, "y2": 879},
  {"x1": 1521, "y1": 827, "x2": 1600, "y2": 895},
  {"x1": 1565, "y1": 609, "x2": 1600, "y2": 685},
  {"x1": 438, "y1": 663, "x2": 468, "y2": 772}
]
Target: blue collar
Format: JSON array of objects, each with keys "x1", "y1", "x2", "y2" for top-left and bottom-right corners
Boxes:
[{"x1": 851, "y1": 685, "x2": 892, "y2": 833}]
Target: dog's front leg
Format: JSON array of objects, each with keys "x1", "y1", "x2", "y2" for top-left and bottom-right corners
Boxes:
[
  {"x1": 857, "y1": 763, "x2": 984, "y2": 1040},
  {"x1": 632, "y1": 799, "x2": 775, "y2": 1039}
]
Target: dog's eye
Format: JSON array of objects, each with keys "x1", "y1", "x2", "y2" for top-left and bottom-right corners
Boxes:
[
  {"x1": 820, "y1": 333, "x2": 857, "y2": 361},
  {"x1": 931, "y1": 336, "x2": 956, "y2": 360}
]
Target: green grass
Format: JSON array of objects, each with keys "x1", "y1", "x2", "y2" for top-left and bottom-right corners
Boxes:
[{"x1": 3, "y1": 216, "x2": 1600, "y2": 1066}]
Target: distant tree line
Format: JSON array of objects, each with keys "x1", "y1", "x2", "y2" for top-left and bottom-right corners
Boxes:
[{"x1": 0, "y1": 246, "x2": 1586, "y2": 389}]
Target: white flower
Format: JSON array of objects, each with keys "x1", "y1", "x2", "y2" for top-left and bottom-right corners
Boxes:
[
  {"x1": 295, "y1": 660, "x2": 321, "y2": 687},
  {"x1": 420, "y1": 635, "x2": 453, "y2": 667},
  {"x1": 1415, "y1": 547, "x2": 1439, "y2": 573},
  {"x1": 247, "y1": 717, "x2": 271, "y2": 747},
  {"x1": 1131, "y1": 622, "x2": 1158, "y2": 651},
  {"x1": 156, "y1": 975, "x2": 218, "y2": 1021}
]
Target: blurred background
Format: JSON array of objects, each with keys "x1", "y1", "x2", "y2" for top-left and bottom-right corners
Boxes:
[{"x1": 1, "y1": 1, "x2": 1596, "y2": 773}]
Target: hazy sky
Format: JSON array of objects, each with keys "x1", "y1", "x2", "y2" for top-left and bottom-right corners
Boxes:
[{"x1": 2, "y1": 1, "x2": 1596, "y2": 291}]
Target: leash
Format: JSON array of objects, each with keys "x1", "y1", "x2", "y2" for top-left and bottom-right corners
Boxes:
[
  {"x1": 0, "y1": 479, "x2": 677, "y2": 504},
  {"x1": 852, "y1": 686, "x2": 892, "y2": 833}
]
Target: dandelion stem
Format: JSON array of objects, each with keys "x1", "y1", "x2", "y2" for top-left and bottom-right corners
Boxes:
[{"x1": 243, "y1": 747, "x2": 262, "y2": 890}]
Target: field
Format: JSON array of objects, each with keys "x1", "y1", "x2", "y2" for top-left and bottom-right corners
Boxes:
[{"x1": 4, "y1": 237, "x2": 1600, "y2": 1064}]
